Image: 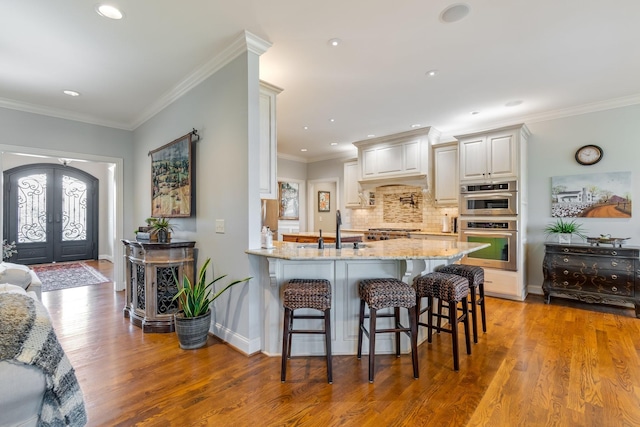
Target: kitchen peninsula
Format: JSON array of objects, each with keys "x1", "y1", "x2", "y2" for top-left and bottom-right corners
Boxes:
[{"x1": 246, "y1": 238, "x2": 488, "y2": 356}]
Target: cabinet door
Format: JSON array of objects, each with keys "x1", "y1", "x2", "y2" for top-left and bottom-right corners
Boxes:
[
  {"x1": 361, "y1": 148, "x2": 378, "y2": 178},
  {"x1": 459, "y1": 137, "x2": 487, "y2": 181},
  {"x1": 487, "y1": 131, "x2": 517, "y2": 179},
  {"x1": 403, "y1": 140, "x2": 420, "y2": 172},
  {"x1": 433, "y1": 144, "x2": 458, "y2": 205},
  {"x1": 376, "y1": 145, "x2": 403, "y2": 175},
  {"x1": 344, "y1": 161, "x2": 361, "y2": 207},
  {"x1": 259, "y1": 85, "x2": 280, "y2": 198}
]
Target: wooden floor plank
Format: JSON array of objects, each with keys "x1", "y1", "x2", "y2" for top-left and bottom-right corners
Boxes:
[{"x1": 38, "y1": 260, "x2": 640, "y2": 426}]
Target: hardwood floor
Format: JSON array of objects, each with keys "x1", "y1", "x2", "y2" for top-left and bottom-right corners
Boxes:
[{"x1": 41, "y1": 260, "x2": 640, "y2": 426}]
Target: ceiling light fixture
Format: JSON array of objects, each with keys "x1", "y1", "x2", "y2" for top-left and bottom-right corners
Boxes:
[
  {"x1": 300, "y1": 148, "x2": 308, "y2": 152},
  {"x1": 425, "y1": 69, "x2": 439, "y2": 77},
  {"x1": 96, "y1": 4, "x2": 124, "y2": 20},
  {"x1": 63, "y1": 90, "x2": 80, "y2": 97},
  {"x1": 303, "y1": 126, "x2": 309, "y2": 130},
  {"x1": 505, "y1": 100, "x2": 523, "y2": 107},
  {"x1": 367, "y1": 134, "x2": 376, "y2": 138},
  {"x1": 470, "y1": 111, "x2": 480, "y2": 115},
  {"x1": 329, "y1": 118, "x2": 335, "y2": 123},
  {"x1": 440, "y1": 4, "x2": 470, "y2": 23},
  {"x1": 411, "y1": 124, "x2": 422, "y2": 128},
  {"x1": 330, "y1": 142, "x2": 338, "y2": 146},
  {"x1": 328, "y1": 38, "x2": 341, "y2": 47}
]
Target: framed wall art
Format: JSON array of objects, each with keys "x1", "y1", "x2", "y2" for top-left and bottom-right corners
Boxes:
[
  {"x1": 150, "y1": 132, "x2": 195, "y2": 217},
  {"x1": 278, "y1": 181, "x2": 299, "y2": 220},
  {"x1": 551, "y1": 171, "x2": 631, "y2": 218},
  {"x1": 318, "y1": 191, "x2": 330, "y2": 212}
]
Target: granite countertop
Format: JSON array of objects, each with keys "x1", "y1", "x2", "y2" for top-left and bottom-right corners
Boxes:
[
  {"x1": 409, "y1": 231, "x2": 458, "y2": 237},
  {"x1": 246, "y1": 238, "x2": 488, "y2": 261},
  {"x1": 280, "y1": 231, "x2": 364, "y2": 239}
]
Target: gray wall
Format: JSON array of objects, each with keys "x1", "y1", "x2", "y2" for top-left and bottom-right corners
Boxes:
[{"x1": 526, "y1": 104, "x2": 640, "y2": 294}]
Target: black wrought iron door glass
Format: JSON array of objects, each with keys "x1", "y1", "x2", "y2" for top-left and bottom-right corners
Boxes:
[{"x1": 3, "y1": 164, "x2": 98, "y2": 265}]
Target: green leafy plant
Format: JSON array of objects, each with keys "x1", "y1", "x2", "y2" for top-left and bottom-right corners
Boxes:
[
  {"x1": 150, "y1": 217, "x2": 173, "y2": 233},
  {"x1": 172, "y1": 258, "x2": 251, "y2": 318},
  {"x1": 544, "y1": 218, "x2": 587, "y2": 239}
]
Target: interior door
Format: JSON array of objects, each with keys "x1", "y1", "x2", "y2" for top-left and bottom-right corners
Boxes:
[{"x1": 3, "y1": 164, "x2": 99, "y2": 265}]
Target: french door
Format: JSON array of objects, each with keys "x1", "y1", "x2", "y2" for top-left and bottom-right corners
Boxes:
[{"x1": 3, "y1": 164, "x2": 98, "y2": 265}]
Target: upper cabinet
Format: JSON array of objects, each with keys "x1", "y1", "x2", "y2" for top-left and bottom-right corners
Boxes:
[
  {"x1": 259, "y1": 81, "x2": 283, "y2": 199},
  {"x1": 344, "y1": 160, "x2": 361, "y2": 208},
  {"x1": 432, "y1": 142, "x2": 458, "y2": 205},
  {"x1": 353, "y1": 127, "x2": 440, "y2": 185},
  {"x1": 456, "y1": 124, "x2": 529, "y2": 182}
]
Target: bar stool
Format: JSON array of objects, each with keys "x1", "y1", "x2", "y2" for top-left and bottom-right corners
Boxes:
[
  {"x1": 357, "y1": 278, "x2": 419, "y2": 383},
  {"x1": 435, "y1": 264, "x2": 486, "y2": 343},
  {"x1": 413, "y1": 272, "x2": 471, "y2": 371},
  {"x1": 281, "y1": 279, "x2": 333, "y2": 384}
]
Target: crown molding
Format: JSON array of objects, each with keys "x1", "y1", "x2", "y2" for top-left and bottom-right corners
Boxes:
[
  {"x1": 130, "y1": 30, "x2": 272, "y2": 129},
  {"x1": 0, "y1": 97, "x2": 131, "y2": 130}
]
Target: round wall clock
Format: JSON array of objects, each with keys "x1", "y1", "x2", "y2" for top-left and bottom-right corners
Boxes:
[{"x1": 575, "y1": 144, "x2": 603, "y2": 165}]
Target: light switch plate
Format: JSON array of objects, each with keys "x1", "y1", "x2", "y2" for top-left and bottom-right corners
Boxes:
[{"x1": 215, "y1": 219, "x2": 225, "y2": 233}]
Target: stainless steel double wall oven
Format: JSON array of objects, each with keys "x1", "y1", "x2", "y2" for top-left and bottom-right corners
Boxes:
[{"x1": 459, "y1": 180, "x2": 519, "y2": 271}]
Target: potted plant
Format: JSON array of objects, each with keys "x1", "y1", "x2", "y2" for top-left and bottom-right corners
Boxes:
[
  {"x1": 172, "y1": 258, "x2": 251, "y2": 349},
  {"x1": 544, "y1": 218, "x2": 587, "y2": 244},
  {"x1": 151, "y1": 217, "x2": 173, "y2": 242}
]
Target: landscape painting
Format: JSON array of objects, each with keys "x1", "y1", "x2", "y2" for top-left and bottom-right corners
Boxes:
[
  {"x1": 150, "y1": 133, "x2": 194, "y2": 217},
  {"x1": 278, "y1": 182, "x2": 299, "y2": 220},
  {"x1": 551, "y1": 171, "x2": 631, "y2": 218}
]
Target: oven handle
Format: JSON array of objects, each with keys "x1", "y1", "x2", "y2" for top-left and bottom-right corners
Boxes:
[
  {"x1": 461, "y1": 231, "x2": 514, "y2": 236},
  {"x1": 463, "y1": 192, "x2": 514, "y2": 198}
]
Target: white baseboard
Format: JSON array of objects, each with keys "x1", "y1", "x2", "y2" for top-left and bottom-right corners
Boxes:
[{"x1": 212, "y1": 322, "x2": 262, "y2": 356}]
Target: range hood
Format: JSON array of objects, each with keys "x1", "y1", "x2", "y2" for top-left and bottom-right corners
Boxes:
[{"x1": 358, "y1": 175, "x2": 429, "y2": 191}]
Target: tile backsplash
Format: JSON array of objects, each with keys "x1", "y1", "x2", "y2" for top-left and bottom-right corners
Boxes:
[{"x1": 349, "y1": 185, "x2": 458, "y2": 231}]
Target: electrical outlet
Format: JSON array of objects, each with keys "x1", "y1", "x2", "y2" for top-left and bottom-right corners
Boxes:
[{"x1": 215, "y1": 219, "x2": 225, "y2": 233}]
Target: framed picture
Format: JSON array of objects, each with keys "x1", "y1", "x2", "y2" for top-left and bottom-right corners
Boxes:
[
  {"x1": 318, "y1": 191, "x2": 330, "y2": 212},
  {"x1": 551, "y1": 171, "x2": 631, "y2": 218},
  {"x1": 150, "y1": 132, "x2": 194, "y2": 217},
  {"x1": 278, "y1": 181, "x2": 299, "y2": 220}
]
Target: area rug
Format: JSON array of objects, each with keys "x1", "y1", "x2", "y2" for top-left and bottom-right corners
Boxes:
[{"x1": 31, "y1": 262, "x2": 110, "y2": 292}]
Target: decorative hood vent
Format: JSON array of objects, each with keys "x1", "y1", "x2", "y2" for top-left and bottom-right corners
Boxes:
[{"x1": 358, "y1": 175, "x2": 429, "y2": 191}]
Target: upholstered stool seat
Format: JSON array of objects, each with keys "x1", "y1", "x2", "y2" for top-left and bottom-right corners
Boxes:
[
  {"x1": 413, "y1": 272, "x2": 471, "y2": 371},
  {"x1": 281, "y1": 279, "x2": 333, "y2": 383},
  {"x1": 357, "y1": 278, "x2": 419, "y2": 383},
  {"x1": 435, "y1": 264, "x2": 486, "y2": 343}
]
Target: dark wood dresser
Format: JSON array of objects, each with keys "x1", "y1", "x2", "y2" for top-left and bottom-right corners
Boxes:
[{"x1": 543, "y1": 243, "x2": 640, "y2": 317}]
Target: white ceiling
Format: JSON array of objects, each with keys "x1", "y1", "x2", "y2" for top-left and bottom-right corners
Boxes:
[{"x1": 2, "y1": 1, "x2": 640, "y2": 162}]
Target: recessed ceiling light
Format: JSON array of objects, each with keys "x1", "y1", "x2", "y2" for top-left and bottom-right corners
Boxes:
[
  {"x1": 63, "y1": 90, "x2": 80, "y2": 97},
  {"x1": 426, "y1": 69, "x2": 439, "y2": 77},
  {"x1": 411, "y1": 124, "x2": 422, "y2": 128},
  {"x1": 96, "y1": 4, "x2": 124, "y2": 20},
  {"x1": 505, "y1": 100, "x2": 523, "y2": 107},
  {"x1": 330, "y1": 142, "x2": 338, "y2": 146},
  {"x1": 328, "y1": 38, "x2": 341, "y2": 47},
  {"x1": 367, "y1": 134, "x2": 376, "y2": 138},
  {"x1": 300, "y1": 148, "x2": 308, "y2": 152},
  {"x1": 470, "y1": 111, "x2": 480, "y2": 115},
  {"x1": 440, "y1": 4, "x2": 470, "y2": 23},
  {"x1": 303, "y1": 126, "x2": 309, "y2": 130},
  {"x1": 329, "y1": 118, "x2": 335, "y2": 123}
]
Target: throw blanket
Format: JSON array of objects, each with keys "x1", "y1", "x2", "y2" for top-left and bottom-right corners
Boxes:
[{"x1": 0, "y1": 293, "x2": 87, "y2": 426}]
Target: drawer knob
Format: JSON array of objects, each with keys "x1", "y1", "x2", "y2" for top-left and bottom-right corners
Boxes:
[
  {"x1": 563, "y1": 281, "x2": 569, "y2": 286},
  {"x1": 611, "y1": 274, "x2": 618, "y2": 280},
  {"x1": 563, "y1": 258, "x2": 569, "y2": 263},
  {"x1": 612, "y1": 286, "x2": 618, "y2": 292},
  {"x1": 611, "y1": 261, "x2": 618, "y2": 267},
  {"x1": 612, "y1": 251, "x2": 617, "y2": 256},
  {"x1": 563, "y1": 248, "x2": 570, "y2": 253},
  {"x1": 563, "y1": 270, "x2": 569, "y2": 275}
]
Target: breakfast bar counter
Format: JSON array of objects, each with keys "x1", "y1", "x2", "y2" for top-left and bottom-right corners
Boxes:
[{"x1": 246, "y1": 238, "x2": 488, "y2": 356}]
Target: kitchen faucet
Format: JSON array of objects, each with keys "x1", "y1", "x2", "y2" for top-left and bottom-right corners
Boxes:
[{"x1": 335, "y1": 210, "x2": 342, "y2": 249}]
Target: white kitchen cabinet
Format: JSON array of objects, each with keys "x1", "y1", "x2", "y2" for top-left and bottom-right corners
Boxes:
[
  {"x1": 344, "y1": 160, "x2": 361, "y2": 208},
  {"x1": 353, "y1": 127, "x2": 440, "y2": 184},
  {"x1": 432, "y1": 142, "x2": 458, "y2": 205},
  {"x1": 259, "y1": 82, "x2": 283, "y2": 199},
  {"x1": 457, "y1": 124, "x2": 528, "y2": 182}
]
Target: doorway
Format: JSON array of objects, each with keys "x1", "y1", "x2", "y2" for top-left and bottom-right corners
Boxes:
[
  {"x1": 307, "y1": 178, "x2": 339, "y2": 233},
  {"x1": 3, "y1": 163, "x2": 99, "y2": 265}
]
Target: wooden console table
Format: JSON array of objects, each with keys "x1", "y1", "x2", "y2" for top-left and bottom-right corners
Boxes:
[
  {"x1": 122, "y1": 239, "x2": 196, "y2": 332},
  {"x1": 542, "y1": 243, "x2": 640, "y2": 317}
]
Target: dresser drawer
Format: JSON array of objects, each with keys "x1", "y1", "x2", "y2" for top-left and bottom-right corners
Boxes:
[
  {"x1": 546, "y1": 253, "x2": 635, "y2": 272},
  {"x1": 546, "y1": 244, "x2": 639, "y2": 258},
  {"x1": 547, "y1": 268, "x2": 634, "y2": 296}
]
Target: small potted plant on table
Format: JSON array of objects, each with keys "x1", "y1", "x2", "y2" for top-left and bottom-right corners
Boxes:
[
  {"x1": 544, "y1": 218, "x2": 587, "y2": 244},
  {"x1": 151, "y1": 217, "x2": 173, "y2": 243},
  {"x1": 172, "y1": 258, "x2": 251, "y2": 349}
]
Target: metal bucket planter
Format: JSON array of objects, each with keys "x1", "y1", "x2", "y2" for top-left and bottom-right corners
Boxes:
[{"x1": 174, "y1": 310, "x2": 211, "y2": 349}]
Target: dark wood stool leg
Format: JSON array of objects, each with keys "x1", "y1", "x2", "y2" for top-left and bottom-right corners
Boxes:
[
  {"x1": 427, "y1": 296, "x2": 434, "y2": 343},
  {"x1": 281, "y1": 308, "x2": 292, "y2": 382},
  {"x1": 479, "y1": 282, "x2": 487, "y2": 333},
  {"x1": 408, "y1": 306, "x2": 419, "y2": 379},
  {"x1": 450, "y1": 299, "x2": 460, "y2": 371},
  {"x1": 357, "y1": 299, "x2": 365, "y2": 359},
  {"x1": 469, "y1": 286, "x2": 478, "y2": 343},
  {"x1": 462, "y1": 296, "x2": 471, "y2": 355},
  {"x1": 437, "y1": 299, "x2": 444, "y2": 333},
  {"x1": 324, "y1": 308, "x2": 333, "y2": 384},
  {"x1": 368, "y1": 308, "x2": 377, "y2": 383},
  {"x1": 394, "y1": 307, "x2": 401, "y2": 357}
]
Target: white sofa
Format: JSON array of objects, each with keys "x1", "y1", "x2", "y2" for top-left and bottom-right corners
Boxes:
[{"x1": 0, "y1": 262, "x2": 42, "y2": 299}]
